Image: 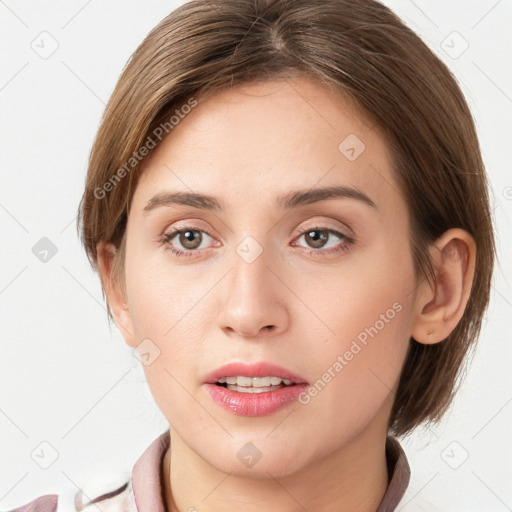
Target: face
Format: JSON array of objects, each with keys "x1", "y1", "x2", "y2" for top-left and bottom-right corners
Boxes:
[{"x1": 118, "y1": 76, "x2": 418, "y2": 477}]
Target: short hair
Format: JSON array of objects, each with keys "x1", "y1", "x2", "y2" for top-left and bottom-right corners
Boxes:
[{"x1": 77, "y1": 0, "x2": 496, "y2": 436}]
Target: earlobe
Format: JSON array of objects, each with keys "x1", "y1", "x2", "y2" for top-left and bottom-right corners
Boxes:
[
  {"x1": 96, "y1": 241, "x2": 137, "y2": 347},
  {"x1": 411, "y1": 229, "x2": 476, "y2": 345}
]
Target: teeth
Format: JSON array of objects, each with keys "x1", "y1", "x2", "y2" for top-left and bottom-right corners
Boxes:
[
  {"x1": 216, "y1": 376, "x2": 293, "y2": 387},
  {"x1": 226, "y1": 384, "x2": 281, "y2": 393},
  {"x1": 249, "y1": 376, "x2": 271, "y2": 387},
  {"x1": 237, "y1": 376, "x2": 253, "y2": 386}
]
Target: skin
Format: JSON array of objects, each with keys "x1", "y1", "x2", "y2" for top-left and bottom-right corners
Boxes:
[{"x1": 97, "y1": 75, "x2": 476, "y2": 512}]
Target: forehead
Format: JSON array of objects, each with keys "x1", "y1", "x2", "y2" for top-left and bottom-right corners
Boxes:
[{"x1": 133, "y1": 76, "x2": 401, "y2": 215}]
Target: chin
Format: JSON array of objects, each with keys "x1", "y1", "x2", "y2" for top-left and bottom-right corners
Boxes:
[{"x1": 203, "y1": 438, "x2": 315, "y2": 479}]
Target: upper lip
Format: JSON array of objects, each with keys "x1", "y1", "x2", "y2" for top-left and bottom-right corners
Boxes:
[{"x1": 203, "y1": 361, "x2": 308, "y2": 385}]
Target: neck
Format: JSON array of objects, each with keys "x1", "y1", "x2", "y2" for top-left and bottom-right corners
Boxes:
[{"x1": 162, "y1": 422, "x2": 390, "y2": 512}]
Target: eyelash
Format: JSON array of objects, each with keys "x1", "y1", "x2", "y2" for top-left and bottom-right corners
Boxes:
[{"x1": 158, "y1": 226, "x2": 355, "y2": 259}]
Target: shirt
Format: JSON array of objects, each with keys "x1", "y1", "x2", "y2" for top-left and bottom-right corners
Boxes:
[{"x1": 4, "y1": 430, "x2": 410, "y2": 512}]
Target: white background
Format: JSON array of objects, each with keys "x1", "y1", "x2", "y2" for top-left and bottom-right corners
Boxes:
[{"x1": 0, "y1": 1, "x2": 511, "y2": 510}]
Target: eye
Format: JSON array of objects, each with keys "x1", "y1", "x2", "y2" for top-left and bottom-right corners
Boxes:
[
  {"x1": 292, "y1": 227, "x2": 355, "y2": 256},
  {"x1": 159, "y1": 227, "x2": 217, "y2": 258}
]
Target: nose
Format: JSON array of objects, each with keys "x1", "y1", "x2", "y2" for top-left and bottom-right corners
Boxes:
[{"x1": 216, "y1": 241, "x2": 289, "y2": 339}]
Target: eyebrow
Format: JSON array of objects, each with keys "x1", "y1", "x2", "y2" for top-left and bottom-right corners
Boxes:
[{"x1": 143, "y1": 185, "x2": 377, "y2": 215}]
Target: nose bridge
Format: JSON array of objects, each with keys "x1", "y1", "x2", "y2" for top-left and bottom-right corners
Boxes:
[
  {"x1": 230, "y1": 233, "x2": 274, "y2": 302},
  {"x1": 217, "y1": 232, "x2": 288, "y2": 336}
]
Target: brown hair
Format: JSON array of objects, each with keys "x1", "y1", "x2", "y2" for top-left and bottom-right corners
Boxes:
[{"x1": 77, "y1": 0, "x2": 496, "y2": 436}]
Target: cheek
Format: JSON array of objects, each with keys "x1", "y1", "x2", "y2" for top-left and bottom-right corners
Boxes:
[
  {"x1": 124, "y1": 253, "x2": 217, "y2": 417},
  {"x1": 294, "y1": 243, "x2": 414, "y2": 432},
  {"x1": 126, "y1": 249, "x2": 208, "y2": 338},
  {"x1": 126, "y1": 270, "x2": 208, "y2": 368}
]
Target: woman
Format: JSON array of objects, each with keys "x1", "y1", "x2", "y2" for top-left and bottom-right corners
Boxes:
[{"x1": 8, "y1": 0, "x2": 495, "y2": 510}]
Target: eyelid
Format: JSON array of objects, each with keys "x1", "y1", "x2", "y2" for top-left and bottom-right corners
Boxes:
[
  {"x1": 291, "y1": 218, "x2": 354, "y2": 239},
  {"x1": 162, "y1": 220, "x2": 221, "y2": 241},
  {"x1": 165, "y1": 219, "x2": 351, "y2": 242}
]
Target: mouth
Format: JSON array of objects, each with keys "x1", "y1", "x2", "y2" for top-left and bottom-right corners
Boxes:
[{"x1": 203, "y1": 362, "x2": 309, "y2": 416}]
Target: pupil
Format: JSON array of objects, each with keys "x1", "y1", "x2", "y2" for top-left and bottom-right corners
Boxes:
[
  {"x1": 307, "y1": 230, "x2": 327, "y2": 248},
  {"x1": 181, "y1": 230, "x2": 201, "y2": 249}
]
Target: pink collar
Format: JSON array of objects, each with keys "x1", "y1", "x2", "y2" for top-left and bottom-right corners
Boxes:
[{"x1": 128, "y1": 429, "x2": 170, "y2": 512}]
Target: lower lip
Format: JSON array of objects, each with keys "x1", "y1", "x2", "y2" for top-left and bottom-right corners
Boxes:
[{"x1": 205, "y1": 383, "x2": 308, "y2": 416}]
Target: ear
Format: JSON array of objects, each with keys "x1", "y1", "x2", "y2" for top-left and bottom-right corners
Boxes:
[
  {"x1": 96, "y1": 241, "x2": 137, "y2": 347},
  {"x1": 411, "y1": 228, "x2": 476, "y2": 345}
]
